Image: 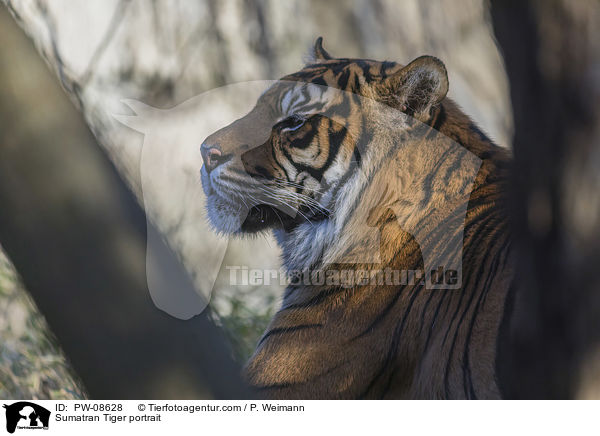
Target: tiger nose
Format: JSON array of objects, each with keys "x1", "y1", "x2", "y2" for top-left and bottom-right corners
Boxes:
[{"x1": 201, "y1": 143, "x2": 225, "y2": 173}]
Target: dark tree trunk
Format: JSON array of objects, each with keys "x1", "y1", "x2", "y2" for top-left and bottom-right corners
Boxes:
[{"x1": 491, "y1": 0, "x2": 600, "y2": 398}]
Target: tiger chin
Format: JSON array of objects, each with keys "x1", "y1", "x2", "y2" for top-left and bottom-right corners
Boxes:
[{"x1": 200, "y1": 37, "x2": 514, "y2": 399}]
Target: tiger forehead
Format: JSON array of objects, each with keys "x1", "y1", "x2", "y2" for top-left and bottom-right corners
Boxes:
[
  {"x1": 278, "y1": 83, "x2": 338, "y2": 116},
  {"x1": 262, "y1": 59, "x2": 402, "y2": 118},
  {"x1": 289, "y1": 59, "x2": 401, "y2": 84}
]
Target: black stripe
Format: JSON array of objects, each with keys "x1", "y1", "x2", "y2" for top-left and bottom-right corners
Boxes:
[
  {"x1": 352, "y1": 144, "x2": 362, "y2": 167},
  {"x1": 337, "y1": 67, "x2": 351, "y2": 90},
  {"x1": 258, "y1": 323, "x2": 324, "y2": 346},
  {"x1": 310, "y1": 76, "x2": 327, "y2": 87},
  {"x1": 351, "y1": 287, "x2": 405, "y2": 341},
  {"x1": 358, "y1": 283, "x2": 424, "y2": 399},
  {"x1": 461, "y1": 234, "x2": 510, "y2": 398},
  {"x1": 442, "y1": 216, "x2": 507, "y2": 398},
  {"x1": 289, "y1": 123, "x2": 318, "y2": 149},
  {"x1": 251, "y1": 382, "x2": 295, "y2": 391},
  {"x1": 271, "y1": 141, "x2": 294, "y2": 182},
  {"x1": 431, "y1": 104, "x2": 447, "y2": 133},
  {"x1": 440, "y1": 212, "x2": 502, "y2": 346}
]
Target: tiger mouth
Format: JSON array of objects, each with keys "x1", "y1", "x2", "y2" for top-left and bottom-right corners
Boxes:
[
  {"x1": 242, "y1": 203, "x2": 329, "y2": 233},
  {"x1": 242, "y1": 204, "x2": 288, "y2": 232},
  {"x1": 202, "y1": 165, "x2": 330, "y2": 233}
]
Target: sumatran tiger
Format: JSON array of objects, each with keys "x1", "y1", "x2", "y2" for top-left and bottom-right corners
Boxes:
[{"x1": 200, "y1": 37, "x2": 514, "y2": 399}]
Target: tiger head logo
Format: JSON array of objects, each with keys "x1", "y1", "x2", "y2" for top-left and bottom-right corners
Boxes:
[{"x1": 3, "y1": 402, "x2": 50, "y2": 434}]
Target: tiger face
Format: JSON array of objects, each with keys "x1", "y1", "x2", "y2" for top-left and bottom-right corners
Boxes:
[{"x1": 200, "y1": 38, "x2": 448, "y2": 236}]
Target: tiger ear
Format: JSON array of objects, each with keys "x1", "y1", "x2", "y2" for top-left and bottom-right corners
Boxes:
[
  {"x1": 313, "y1": 37, "x2": 333, "y2": 61},
  {"x1": 382, "y1": 56, "x2": 448, "y2": 121}
]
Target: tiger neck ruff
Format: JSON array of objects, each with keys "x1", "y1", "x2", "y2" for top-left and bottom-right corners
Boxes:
[{"x1": 200, "y1": 37, "x2": 513, "y2": 399}]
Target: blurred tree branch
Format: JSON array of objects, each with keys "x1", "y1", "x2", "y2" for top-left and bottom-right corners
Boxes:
[
  {"x1": 0, "y1": 6, "x2": 246, "y2": 399},
  {"x1": 79, "y1": 0, "x2": 131, "y2": 88}
]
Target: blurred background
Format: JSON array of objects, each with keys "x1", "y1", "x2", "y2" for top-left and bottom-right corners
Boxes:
[{"x1": 0, "y1": 0, "x2": 598, "y2": 399}]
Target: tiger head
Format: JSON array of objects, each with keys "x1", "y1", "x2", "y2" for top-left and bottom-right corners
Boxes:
[{"x1": 200, "y1": 38, "x2": 448, "y2": 238}]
